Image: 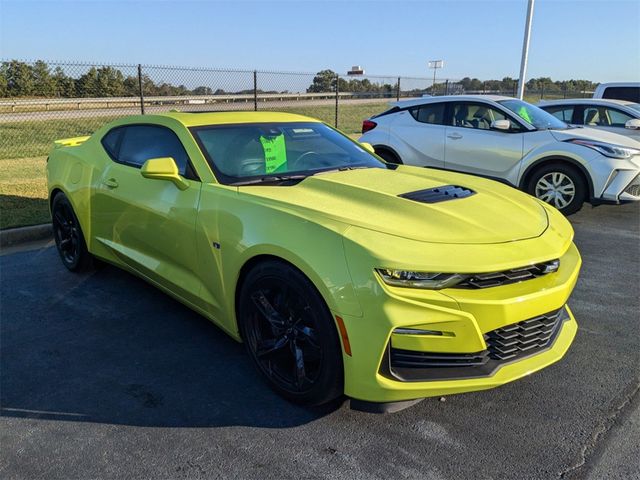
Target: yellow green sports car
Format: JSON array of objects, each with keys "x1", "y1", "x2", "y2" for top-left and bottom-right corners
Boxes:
[{"x1": 47, "y1": 111, "x2": 581, "y2": 412}]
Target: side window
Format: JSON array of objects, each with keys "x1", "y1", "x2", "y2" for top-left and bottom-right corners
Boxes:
[
  {"x1": 450, "y1": 103, "x2": 518, "y2": 131},
  {"x1": 545, "y1": 106, "x2": 574, "y2": 123},
  {"x1": 602, "y1": 87, "x2": 640, "y2": 103},
  {"x1": 101, "y1": 128, "x2": 123, "y2": 159},
  {"x1": 111, "y1": 125, "x2": 192, "y2": 176},
  {"x1": 410, "y1": 103, "x2": 445, "y2": 125},
  {"x1": 606, "y1": 108, "x2": 633, "y2": 127}
]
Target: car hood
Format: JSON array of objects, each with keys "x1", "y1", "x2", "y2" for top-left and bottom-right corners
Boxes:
[
  {"x1": 238, "y1": 166, "x2": 549, "y2": 245},
  {"x1": 549, "y1": 126, "x2": 640, "y2": 147}
]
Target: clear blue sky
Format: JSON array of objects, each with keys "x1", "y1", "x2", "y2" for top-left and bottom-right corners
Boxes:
[{"x1": 1, "y1": 0, "x2": 638, "y2": 82}]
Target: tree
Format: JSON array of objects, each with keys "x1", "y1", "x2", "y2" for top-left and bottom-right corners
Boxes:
[
  {"x1": 307, "y1": 69, "x2": 337, "y2": 93},
  {"x1": 76, "y1": 67, "x2": 99, "y2": 97},
  {"x1": 96, "y1": 66, "x2": 125, "y2": 97},
  {"x1": 0, "y1": 64, "x2": 7, "y2": 97},
  {"x1": 123, "y1": 75, "x2": 140, "y2": 96},
  {"x1": 4, "y1": 60, "x2": 34, "y2": 96},
  {"x1": 32, "y1": 60, "x2": 56, "y2": 96},
  {"x1": 193, "y1": 86, "x2": 213, "y2": 95},
  {"x1": 52, "y1": 67, "x2": 75, "y2": 97}
]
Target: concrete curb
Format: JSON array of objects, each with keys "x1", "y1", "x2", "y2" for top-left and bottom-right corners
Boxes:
[{"x1": 0, "y1": 224, "x2": 53, "y2": 248}]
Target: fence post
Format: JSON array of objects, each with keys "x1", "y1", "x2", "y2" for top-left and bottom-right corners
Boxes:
[
  {"x1": 445, "y1": 79, "x2": 449, "y2": 95},
  {"x1": 540, "y1": 82, "x2": 545, "y2": 100},
  {"x1": 253, "y1": 70, "x2": 258, "y2": 111},
  {"x1": 137, "y1": 64, "x2": 145, "y2": 115},
  {"x1": 396, "y1": 77, "x2": 401, "y2": 101},
  {"x1": 483, "y1": 82, "x2": 486, "y2": 94},
  {"x1": 513, "y1": 81, "x2": 517, "y2": 97},
  {"x1": 335, "y1": 73, "x2": 339, "y2": 128}
]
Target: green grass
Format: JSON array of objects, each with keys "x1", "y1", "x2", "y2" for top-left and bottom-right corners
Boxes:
[
  {"x1": 0, "y1": 102, "x2": 388, "y2": 229},
  {"x1": 0, "y1": 116, "x2": 120, "y2": 160},
  {"x1": 267, "y1": 102, "x2": 388, "y2": 135},
  {"x1": 0, "y1": 156, "x2": 49, "y2": 229}
]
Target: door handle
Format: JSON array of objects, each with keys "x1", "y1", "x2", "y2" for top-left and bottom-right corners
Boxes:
[
  {"x1": 447, "y1": 133, "x2": 463, "y2": 140},
  {"x1": 103, "y1": 178, "x2": 119, "y2": 188}
]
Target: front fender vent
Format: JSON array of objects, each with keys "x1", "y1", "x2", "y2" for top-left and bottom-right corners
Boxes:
[{"x1": 399, "y1": 185, "x2": 475, "y2": 204}]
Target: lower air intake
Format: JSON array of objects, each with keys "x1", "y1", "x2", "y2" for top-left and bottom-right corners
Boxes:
[{"x1": 384, "y1": 307, "x2": 569, "y2": 381}]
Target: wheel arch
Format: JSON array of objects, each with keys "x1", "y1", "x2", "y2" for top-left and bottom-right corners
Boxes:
[
  {"x1": 520, "y1": 156, "x2": 594, "y2": 200},
  {"x1": 49, "y1": 187, "x2": 65, "y2": 211},
  {"x1": 48, "y1": 186, "x2": 92, "y2": 247},
  {"x1": 233, "y1": 252, "x2": 343, "y2": 340},
  {"x1": 373, "y1": 144, "x2": 403, "y2": 164}
]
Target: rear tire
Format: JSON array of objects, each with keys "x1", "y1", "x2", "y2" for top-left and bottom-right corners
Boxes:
[
  {"x1": 237, "y1": 260, "x2": 343, "y2": 406},
  {"x1": 375, "y1": 148, "x2": 402, "y2": 164},
  {"x1": 51, "y1": 193, "x2": 94, "y2": 272},
  {"x1": 526, "y1": 163, "x2": 586, "y2": 215}
]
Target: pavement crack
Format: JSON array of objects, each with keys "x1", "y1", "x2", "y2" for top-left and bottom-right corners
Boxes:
[{"x1": 559, "y1": 379, "x2": 640, "y2": 479}]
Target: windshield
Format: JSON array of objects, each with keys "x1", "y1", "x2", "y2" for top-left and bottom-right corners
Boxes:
[
  {"x1": 498, "y1": 99, "x2": 568, "y2": 130},
  {"x1": 626, "y1": 103, "x2": 640, "y2": 114},
  {"x1": 191, "y1": 122, "x2": 386, "y2": 185}
]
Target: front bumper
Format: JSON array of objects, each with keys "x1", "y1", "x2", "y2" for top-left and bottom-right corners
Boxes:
[
  {"x1": 338, "y1": 240, "x2": 581, "y2": 404},
  {"x1": 599, "y1": 170, "x2": 640, "y2": 202}
]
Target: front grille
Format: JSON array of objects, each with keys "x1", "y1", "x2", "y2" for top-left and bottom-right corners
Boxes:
[
  {"x1": 485, "y1": 310, "x2": 563, "y2": 360},
  {"x1": 384, "y1": 307, "x2": 569, "y2": 381},
  {"x1": 453, "y1": 259, "x2": 560, "y2": 289},
  {"x1": 399, "y1": 185, "x2": 476, "y2": 204}
]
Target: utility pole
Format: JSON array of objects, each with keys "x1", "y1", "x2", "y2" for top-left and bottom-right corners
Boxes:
[
  {"x1": 428, "y1": 60, "x2": 443, "y2": 95},
  {"x1": 517, "y1": 0, "x2": 535, "y2": 100}
]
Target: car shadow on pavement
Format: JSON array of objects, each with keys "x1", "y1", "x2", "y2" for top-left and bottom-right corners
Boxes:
[{"x1": 0, "y1": 247, "x2": 343, "y2": 428}]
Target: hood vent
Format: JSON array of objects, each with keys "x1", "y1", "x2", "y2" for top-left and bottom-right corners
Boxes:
[{"x1": 399, "y1": 185, "x2": 476, "y2": 204}]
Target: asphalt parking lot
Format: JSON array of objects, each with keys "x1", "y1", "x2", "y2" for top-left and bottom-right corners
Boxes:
[{"x1": 1, "y1": 202, "x2": 639, "y2": 480}]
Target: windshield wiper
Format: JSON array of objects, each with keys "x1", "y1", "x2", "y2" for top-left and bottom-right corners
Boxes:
[{"x1": 230, "y1": 174, "x2": 310, "y2": 186}]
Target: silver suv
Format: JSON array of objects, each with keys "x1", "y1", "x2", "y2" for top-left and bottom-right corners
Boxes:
[{"x1": 359, "y1": 95, "x2": 640, "y2": 214}]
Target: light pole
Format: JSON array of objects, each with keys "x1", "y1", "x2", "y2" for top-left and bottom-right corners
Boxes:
[
  {"x1": 517, "y1": 0, "x2": 535, "y2": 100},
  {"x1": 428, "y1": 60, "x2": 443, "y2": 95}
]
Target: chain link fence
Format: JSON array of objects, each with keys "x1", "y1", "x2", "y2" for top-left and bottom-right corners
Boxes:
[
  {"x1": 0, "y1": 59, "x2": 599, "y2": 229},
  {"x1": 0, "y1": 60, "x2": 596, "y2": 162}
]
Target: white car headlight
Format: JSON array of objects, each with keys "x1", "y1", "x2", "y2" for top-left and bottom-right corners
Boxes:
[
  {"x1": 375, "y1": 269, "x2": 468, "y2": 289},
  {"x1": 566, "y1": 139, "x2": 640, "y2": 159}
]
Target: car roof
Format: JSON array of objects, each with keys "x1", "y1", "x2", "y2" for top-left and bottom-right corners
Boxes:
[
  {"x1": 389, "y1": 94, "x2": 514, "y2": 108},
  {"x1": 538, "y1": 98, "x2": 637, "y2": 107},
  {"x1": 156, "y1": 111, "x2": 321, "y2": 127}
]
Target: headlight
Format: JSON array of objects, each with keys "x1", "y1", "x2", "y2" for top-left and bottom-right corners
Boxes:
[
  {"x1": 565, "y1": 139, "x2": 640, "y2": 159},
  {"x1": 375, "y1": 269, "x2": 468, "y2": 289}
]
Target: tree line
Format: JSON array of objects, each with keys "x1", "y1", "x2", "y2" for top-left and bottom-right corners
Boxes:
[
  {"x1": 0, "y1": 60, "x2": 599, "y2": 99},
  {"x1": 457, "y1": 76, "x2": 598, "y2": 93}
]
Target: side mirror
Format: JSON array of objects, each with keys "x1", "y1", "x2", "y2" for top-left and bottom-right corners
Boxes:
[
  {"x1": 141, "y1": 157, "x2": 189, "y2": 190},
  {"x1": 360, "y1": 142, "x2": 376, "y2": 154},
  {"x1": 625, "y1": 119, "x2": 640, "y2": 130},
  {"x1": 490, "y1": 119, "x2": 511, "y2": 131}
]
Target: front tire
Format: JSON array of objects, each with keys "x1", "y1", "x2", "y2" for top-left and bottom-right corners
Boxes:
[
  {"x1": 527, "y1": 163, "x2": 586, "y2": 215},
  {"x1": 51, "y1": 193, "x2": 93, "y2": 272},
  {"x1": 237, "y1": 260, "x2": 343, "y2": 406}
]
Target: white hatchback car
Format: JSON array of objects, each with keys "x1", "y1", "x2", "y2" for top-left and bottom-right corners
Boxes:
[
  {"x1": 360, "y1": 95, "x2": 640, "y2": 214},
  {"x1": 538, "y1": 98, "x2": 640, "y2": 141}
]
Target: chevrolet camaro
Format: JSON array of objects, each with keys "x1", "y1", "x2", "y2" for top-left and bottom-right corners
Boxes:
[{"x1": 47, "y1": 111, "x2": 581, "y2": 412}]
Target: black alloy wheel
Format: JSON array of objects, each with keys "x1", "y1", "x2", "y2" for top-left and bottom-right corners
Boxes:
[
  {"x1": 51, "y1": 193, "x2": 93, "y2": 272},
  {"x1": 238, "y1": 261, "x2": 343, "y2": 406}
]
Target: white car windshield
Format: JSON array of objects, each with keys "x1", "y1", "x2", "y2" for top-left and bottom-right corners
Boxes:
[
  {"x1": 626, "y1": 103, "x2": 640, "y2": 114},
  {"x1": 499, "y1": 99, "x2": 569, "y2": 130}
]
